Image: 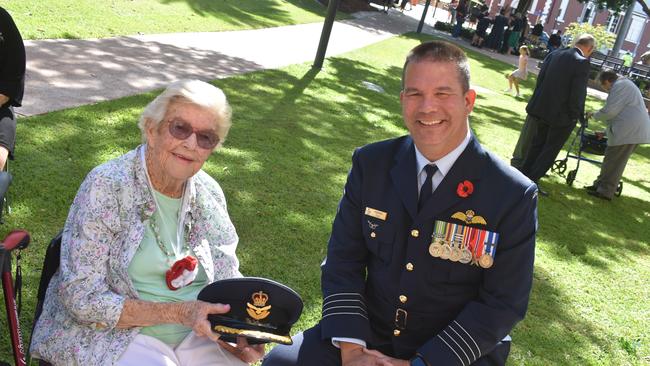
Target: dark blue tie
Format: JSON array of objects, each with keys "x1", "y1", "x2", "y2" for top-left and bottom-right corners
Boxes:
[{"x1": 418, "y1": 164, "x2": 438, "y2": 211}]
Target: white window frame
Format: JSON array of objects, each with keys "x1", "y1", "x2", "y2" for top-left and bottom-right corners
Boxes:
[
  {"x1": 626, "y1": 15, "x2": 644, "y2": 42},
  {"x1": 579, "y1": 2, "x2": 596, "y2": 24},
  {"x1": 606, "y1": 11, "x2": 621, "y2": 33},
  {"x1": 557, "y1": 0, "x2": 570, "y2": 21}
]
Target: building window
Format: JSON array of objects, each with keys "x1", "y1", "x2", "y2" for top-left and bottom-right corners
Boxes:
[
  {"x1": 558, "y1": 0, "x2": 569, "y2": 21},
  {"x1": 580, "y1": 2, "x2": 596, "y2": 24},
  {"x1": 626, "y1": 15, "x2": 644, "y2": 42},
  {"x1": 606, "y1": 11, "x2": 620, "y2": 33}
]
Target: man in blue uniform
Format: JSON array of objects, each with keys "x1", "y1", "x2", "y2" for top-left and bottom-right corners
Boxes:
[{"x1": 263, "y1": 41, "x2": 537, "y2": 366}]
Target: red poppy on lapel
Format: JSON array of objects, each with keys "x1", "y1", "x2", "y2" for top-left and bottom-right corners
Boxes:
[{"x1": 457, "y1": 180, "x2": 474, "y2": 198}]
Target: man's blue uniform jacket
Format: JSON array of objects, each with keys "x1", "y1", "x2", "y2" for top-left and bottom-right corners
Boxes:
[{"x1": 320, "y1": 135, "x2": 537, "y2": 365}]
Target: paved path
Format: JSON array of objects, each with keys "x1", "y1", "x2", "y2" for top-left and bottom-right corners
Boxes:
[
  {"x1": 19, "y1": 4, "x2": 603, "y2": 116},
  {"x1": 21, "y1": 8, "x2": 432, "y2": 116}
]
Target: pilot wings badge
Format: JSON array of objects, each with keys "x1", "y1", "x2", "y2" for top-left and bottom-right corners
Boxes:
[
  {"x1": 451, "y1": 210, "x2": 487, "y2": 225},
  {"x1": 246, "y1": 291, "x2": 272, "y2": 320}
]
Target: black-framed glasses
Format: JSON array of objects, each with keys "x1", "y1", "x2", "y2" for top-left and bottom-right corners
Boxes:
[{"x1": 167, "y1": 119, "x2": 220, "y2": 149}]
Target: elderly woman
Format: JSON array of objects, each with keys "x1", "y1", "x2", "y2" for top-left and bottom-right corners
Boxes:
[{"x1": 31, "y1": 80, "x2": 264, "y2": 365}]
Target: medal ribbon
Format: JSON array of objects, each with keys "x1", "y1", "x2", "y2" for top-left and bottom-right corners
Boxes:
[
  {"x1": 474, "y1": 228, "x2": 487, "y2": 261},
  {"x1": 483, "y1": 231, "x2": 499, "y2": 258},
  {"x1": 462, "y1": 226, "x2": 473, "y2": 252},
  {"x1": 444, "y1": 222, "x2": 455, "y2": 244},
  {"x1": 433, "y1": 220, "x2": 446, "y2": 239}
]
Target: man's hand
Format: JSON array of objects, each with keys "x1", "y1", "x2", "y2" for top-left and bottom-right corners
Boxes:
[
  {"x1": 340, "y1": 342, "x2": 392, "y2": 366},
  {"x1": 0, "y1": 94, "x2": 9, "y2": 106},
  {"x1": 178, "y1": 300, "x2": 230, "y2": 342},
  {"x1": 363, "y1": 349, "x2": 410, "y2": 366},
  {"x1": 217, "y1": 336, "x2": 265, "y2": 364}
]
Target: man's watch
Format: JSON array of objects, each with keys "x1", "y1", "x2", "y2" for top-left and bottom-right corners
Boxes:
[{"x1": 410, "y1": 355, "x2": 429, "y2": 366}]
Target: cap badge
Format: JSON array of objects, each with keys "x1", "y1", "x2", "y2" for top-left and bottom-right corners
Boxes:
[
  {"x1": 451, "y1": 210, "x2": 486, "y2": 225},
  {"x1": 246, "y1": 291, "x2": 272, "y2": 320}
]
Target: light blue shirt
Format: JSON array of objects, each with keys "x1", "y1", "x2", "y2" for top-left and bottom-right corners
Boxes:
[{"x1": 415, "y1": 130, "x2": 472, "y2": 197}]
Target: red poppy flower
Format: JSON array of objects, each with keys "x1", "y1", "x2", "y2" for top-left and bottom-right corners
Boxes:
[
  {"x1": 166, "y1": 255, "x2": 199, "y2": 290},
  {"x1": 457, "y1": 180, "x2": 474, "y2": 198}
]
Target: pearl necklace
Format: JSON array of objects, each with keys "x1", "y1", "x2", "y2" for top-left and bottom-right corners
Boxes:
[{"x1": 148, "y1": 211, "x2": 190, "y2": 263}]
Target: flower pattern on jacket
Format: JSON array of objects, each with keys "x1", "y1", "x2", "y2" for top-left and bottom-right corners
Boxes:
[{"x1": 30, "y1": 145, "x2": 241, "y2": 365}]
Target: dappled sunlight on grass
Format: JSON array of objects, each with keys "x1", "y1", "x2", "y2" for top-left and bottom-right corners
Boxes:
[
  {"x1": 6, "y1": 0, "x2": 329, "y2": 40},
  {"x1": 2, "y1": 34, "x2": 648, "y2": 364}
]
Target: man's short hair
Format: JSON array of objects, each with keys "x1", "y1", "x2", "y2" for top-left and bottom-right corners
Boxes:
[
  {"x1": 402, "y1": 41, "x2": 470, "y2": 92},
  {"x1": 598, "y1": 70, "x2": 619, "y2": 84},
  {"x1": 574, "y1": 34, "x2": 595, "y2": 50}
]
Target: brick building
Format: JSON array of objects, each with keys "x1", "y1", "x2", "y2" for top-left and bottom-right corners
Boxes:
[{"x1": 483, "y1": 0, "x2": 650, "y2": 62}]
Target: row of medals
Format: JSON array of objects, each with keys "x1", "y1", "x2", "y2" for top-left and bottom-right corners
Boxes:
[{"x1": 429, "y1": 234, "x2": 494, "y2": 268}]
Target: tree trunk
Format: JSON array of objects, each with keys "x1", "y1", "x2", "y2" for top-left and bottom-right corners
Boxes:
[{"x1": 611, "y1": 4, "x2": 635, "y2": 57}]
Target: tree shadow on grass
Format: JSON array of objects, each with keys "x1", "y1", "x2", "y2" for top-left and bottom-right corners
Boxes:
[
  {"x1": 158, "y1": 0, "x2": 325, "y2": 28},
  {"x1": 472, "y1": 95, "x2": 526, "y2": 133},
  {"x1": 24, "y1": 36, "x2": 265, "y2": 116},
  {"x1": 531, "y1": 178, "x2": 649, "y2": 271},
  {"x1": 207, "y1": 58, "x2": 406, "y2": 303},
  {"x1": 511, "y1": 265, "x2": 632, "y2": 365}
]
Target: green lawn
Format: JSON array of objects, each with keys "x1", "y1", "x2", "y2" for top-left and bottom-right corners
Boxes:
[
  {"x1": 3, "y1": 0, "x2": 333, "y2": 40},
  {"x1": 1, "y1": 34, "x2": 649, "y2": 365}
]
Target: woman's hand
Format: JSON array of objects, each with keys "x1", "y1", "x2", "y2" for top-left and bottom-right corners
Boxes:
[
  {"x1": 217, "y1": 336, "x2": 265, "y2": 364},
  {"x1": 177, "y1": 300, "x2": 230, "y2": 342}
]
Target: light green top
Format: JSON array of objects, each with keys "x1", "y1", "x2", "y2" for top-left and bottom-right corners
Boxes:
[{"x1": 128, "y1": 190, "x2": 208, "y2": 346}]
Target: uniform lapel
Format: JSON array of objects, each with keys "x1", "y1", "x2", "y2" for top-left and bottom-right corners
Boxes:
[
  {"x1": 390, "y1": 137, "x2": 418, "y2": 220},
  {"x1": 417, "y1": 136, "x2": 488, "y2": 220}
]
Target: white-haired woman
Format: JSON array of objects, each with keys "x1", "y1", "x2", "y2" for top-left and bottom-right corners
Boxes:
[{"x1": 31, "y1": 80, "x2": 264, "y2": 366}]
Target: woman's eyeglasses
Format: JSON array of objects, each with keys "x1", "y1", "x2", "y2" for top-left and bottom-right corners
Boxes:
[{"x1": 167, "y1": 119, "x2": 220, "y2": 149}]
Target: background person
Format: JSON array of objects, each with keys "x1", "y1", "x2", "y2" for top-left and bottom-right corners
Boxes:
[
  {"x1": 547, "y1": 30, "x2": 562, "y2": 52},
  {"x1": 471, "y1": 6, "x2": 491, "y2": 48},
  {"x1": 640, "y1": 50, "x2": 650, "y2": 65},
  {"x1": 31, "y1": 80, "x2": 264, "y2": 366},
  {"x1": 447, "y1": 0, "x2": 458, "y2": 26},
  {"x1": 452, "y1": 0, "x2": 469, "y2": 38},
  {"x1": 486, "y1": 8, "x2": 508, "y2": 52},
  {"x1": 263, "y1": 41, "x2": 537, "y2": 366},
  {"x1": 0, "y1": 6, "x2": 26, "y2": 171},
  {"x1": 584, "y1": 71, "x2": 650, "y2": 200},
  {"x1": 505, "y1": 45, "x2": 529, "y2": 97},
  {"x1": 529, "y1": 21, "x2": 543, "y2": 44},
  {"x1": 506, "y1": 13, "x2": 523, "y2": 55},
  {"x1": 511, "y1": 34, "x2": 594, "y2": 195}
]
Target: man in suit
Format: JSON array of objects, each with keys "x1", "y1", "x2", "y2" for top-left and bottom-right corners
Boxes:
[
  {"x1": 263, "y1": 41, "x2": 537, "y2": 366},
  {"x1": 584, "y1": 71, "x2": 650, "y2": 200},
  {"x1": 510, "y1": 34, "x2": 594, "y2": 192}
]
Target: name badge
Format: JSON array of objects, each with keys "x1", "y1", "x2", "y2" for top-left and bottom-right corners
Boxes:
[{"x1": 364, "y1": 207, "x2": 387, "y2": 221}]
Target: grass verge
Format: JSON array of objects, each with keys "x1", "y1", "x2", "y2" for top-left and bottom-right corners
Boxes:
[{"x1": 4, "y1": 0, "x2": 336, "y2": 40}]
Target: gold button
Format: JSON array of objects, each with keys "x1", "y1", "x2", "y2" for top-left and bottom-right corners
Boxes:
[
  {"x1": 406, "y1": 263, "x2": 414, "y2": 271},
  {"x1": 393, "y1": 329, "x2": 401, "y2": 336},
  {"x1": 370, "y1": 232, "x2": 376, "y2": 238},
  {"x1": 399, "y1": 295, "x2": 408, "y2": 303},
  {"x1": 411, "y1": 229, "x2": 419, "y2": 237}
]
